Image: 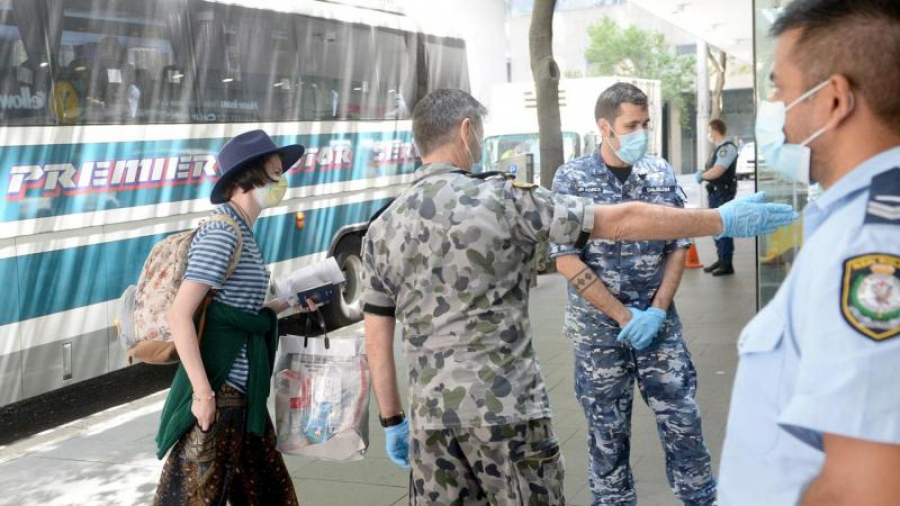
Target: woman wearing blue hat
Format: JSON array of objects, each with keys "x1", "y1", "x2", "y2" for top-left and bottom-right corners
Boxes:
[{"x1": 154, "y1": 130, "x2": 305, "y2": 505}]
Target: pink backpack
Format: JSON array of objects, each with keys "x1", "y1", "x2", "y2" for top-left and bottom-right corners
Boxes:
[{"x1": 115, "y1": 214, "x2": 243, "y2": 364}]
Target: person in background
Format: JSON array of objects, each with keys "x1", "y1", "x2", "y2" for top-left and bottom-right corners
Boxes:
[{"x1": 696, "y1": 118, "x2": 739, "y2": 276}]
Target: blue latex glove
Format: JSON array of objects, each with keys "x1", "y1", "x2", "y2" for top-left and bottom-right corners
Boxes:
[
  {"x1": 695, "y1": 170, "x2": 704, "y2": 184},
  {"x1": 717, "y1": 191, "x2": 799, "y2": 238},
  {"x1": 617, "y1": 307, "x2": 667, "y2": 350},
  {"x1": 384, "y1": 419, "x2": 410, "y2": 468}
]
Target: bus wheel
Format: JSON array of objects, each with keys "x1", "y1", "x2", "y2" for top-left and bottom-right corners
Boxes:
[{"x1": 323, "y1": 234, "x2": 364, "y2": 328}]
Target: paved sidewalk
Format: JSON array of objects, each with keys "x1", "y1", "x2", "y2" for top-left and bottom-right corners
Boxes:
[{"x1": 0, "y1": 181, "x2": 759, "y2": 506}]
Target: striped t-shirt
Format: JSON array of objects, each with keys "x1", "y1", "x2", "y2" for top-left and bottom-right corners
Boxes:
[{"x1": 183, "y1": 204, "x2": 271, "y2": 392}]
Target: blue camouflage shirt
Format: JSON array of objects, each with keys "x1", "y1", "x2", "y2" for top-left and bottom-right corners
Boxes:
[{"x1": 550, "y1": 147, "x2": 692, "y2": 345}]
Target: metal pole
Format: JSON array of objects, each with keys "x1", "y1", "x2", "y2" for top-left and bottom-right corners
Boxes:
[{"x1": 696, "y1": 39, "x2": 709, "y2": 207}]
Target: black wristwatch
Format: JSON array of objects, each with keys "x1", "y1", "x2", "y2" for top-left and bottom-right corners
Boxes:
[{"x1": 379, "y1": 411, "x2": 406, "y2": 428}]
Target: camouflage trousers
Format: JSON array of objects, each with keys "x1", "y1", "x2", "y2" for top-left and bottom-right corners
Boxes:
[
  {"x1": 409, "y1": 418, "x2": 565, "y2": 505},
  {"x1": 573, "y1": 327, "x2": 716, "y2": 506}
]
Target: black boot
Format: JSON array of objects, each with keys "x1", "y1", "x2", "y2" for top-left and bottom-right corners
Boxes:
[
  {"x1": 703, "y1": 260, "x2": 721, "y2": 273},
  {"x1": 712, "y1": 262, "x2": 735, "y2": 276}
]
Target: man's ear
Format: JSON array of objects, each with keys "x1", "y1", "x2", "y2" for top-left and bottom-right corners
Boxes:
[
  {"x1": 459, "y1": 117, "x2": 472, "y2": 142},
  {"x1": 824, "y1": 73, "x2": 855, "y2": 131}
]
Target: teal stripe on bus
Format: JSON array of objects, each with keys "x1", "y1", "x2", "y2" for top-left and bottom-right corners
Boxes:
[
  {"x1": 1, "y1": 198, "x2": 391, "y2": 327},
  {"x1": 0, "y1": 256, "x2": 22, "y2": 328},
  {"x1": 2, "y1": 131, "x2": 415, "y2": 223}
]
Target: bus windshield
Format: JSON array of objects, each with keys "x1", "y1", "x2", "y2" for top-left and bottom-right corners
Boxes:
[{"x1": 483, "y1": 132, "x2": 581, "y2": 173}]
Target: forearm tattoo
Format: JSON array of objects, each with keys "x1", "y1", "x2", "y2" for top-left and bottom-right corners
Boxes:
[{"x1": 568, "y1": 266, "x2": 599, "y2": 294}]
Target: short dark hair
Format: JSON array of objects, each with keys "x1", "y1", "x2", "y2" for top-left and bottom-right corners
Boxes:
[
  {"x1": 594, "y1": 82, "x2": 648, "y2": 123},
  {"x1": 771, "y1": 0, "x2": 900, "y2": 134},
  {"x1": 220, "y1": 154, "x2": 278, "y2": 202},
  {"x1": 412, "y1": 89, "x2": 488, "y2": 156},
  {"x1": 709, "y1": 118, "x2": 727, "y2": 135}
]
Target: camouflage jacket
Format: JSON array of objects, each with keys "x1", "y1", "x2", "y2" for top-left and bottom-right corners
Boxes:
[
  {"x1": 550, "y1": 148, "x2": 691, "y2": 344},
  {"x1": 361, "y1": 162, "x2": 594, "y2": 429}
]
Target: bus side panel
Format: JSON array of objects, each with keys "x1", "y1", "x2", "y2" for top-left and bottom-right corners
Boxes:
[
  {"x1": 0, "y1": 243, "x2": 23, "y2": 405},
  {"x1": 15, "y1": 228, "x2": 111, "y2": 397}
]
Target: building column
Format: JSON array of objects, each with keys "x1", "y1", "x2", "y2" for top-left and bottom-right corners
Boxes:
[{"x1": 696, "y1": 38, "x2": 709, "y2": 173}]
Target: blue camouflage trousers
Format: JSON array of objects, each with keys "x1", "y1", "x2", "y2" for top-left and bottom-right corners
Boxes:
[{"x1": 573, "y1": 323, "x2": 716, "y2": 506}]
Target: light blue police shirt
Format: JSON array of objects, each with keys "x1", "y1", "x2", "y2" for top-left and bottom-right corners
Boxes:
[{"x1": 719, "y1": 146, "x2": 900, "y2": 505}]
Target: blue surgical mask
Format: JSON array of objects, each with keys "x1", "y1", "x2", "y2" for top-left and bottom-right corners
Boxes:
[
  {"x1": 755, "y1": 79, "x2": 833, "y2": 185},
  {"x1": 610, "y1": 127, "x2": 648, "y2": 165}
]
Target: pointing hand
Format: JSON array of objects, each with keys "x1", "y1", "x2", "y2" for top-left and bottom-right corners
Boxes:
[{"x1": 717, "y1": 191, "x2": 799, "y2": 238}]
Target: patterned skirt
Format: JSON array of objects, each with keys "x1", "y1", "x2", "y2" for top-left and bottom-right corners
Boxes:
[{"x1": 153, "y1": 384, "x2": 298, "y2": 506}]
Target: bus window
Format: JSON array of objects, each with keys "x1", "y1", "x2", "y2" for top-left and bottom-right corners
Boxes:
[
  {"x1": 424, "y1": 34, "x2": 470, "y2": 93},
  {"x1": 52, "y1": 0, "x2": 192, "y2": 124},
  {"x1": 0, "y1": 0, "x2": 53, "y2": 126},
  {"x1": 483, "y1": 132, "x2": 580, "y2": 172},
  {"x1": 190, "y1": 2, "x2": 302, "y2": 123}
]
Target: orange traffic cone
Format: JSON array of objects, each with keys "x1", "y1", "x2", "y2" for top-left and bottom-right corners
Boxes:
[{"x1": 684, "y1": 243, "x2": 703, "y2": 269}]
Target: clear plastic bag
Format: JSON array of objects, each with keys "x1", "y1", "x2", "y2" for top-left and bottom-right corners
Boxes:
[{"x1": 274, "y1": 333, "x2": 370, "y2": 461}]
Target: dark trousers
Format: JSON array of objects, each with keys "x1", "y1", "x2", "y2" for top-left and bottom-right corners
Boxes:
[
  {"x1": 153, "y1": 384, "x2": 298, "y2": 506},
  {"x1": 708, "y1": 192, "x2": 735, "y2": 263}
]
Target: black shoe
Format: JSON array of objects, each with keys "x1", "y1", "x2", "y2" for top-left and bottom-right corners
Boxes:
[
  {"x1": 712, "y1": 263, "x2": 735, "y2": 276},
  {"x1": 703, "y1": 261, "x2": 721, "y2": 273}
]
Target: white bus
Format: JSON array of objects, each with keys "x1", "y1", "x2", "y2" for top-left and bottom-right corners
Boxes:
[
  {"x1": 482, "y1": 77, "x2": 662, "y2": 184},
  {"x1": 0, "y1": 0, "x2": 470, "y2": 406}
]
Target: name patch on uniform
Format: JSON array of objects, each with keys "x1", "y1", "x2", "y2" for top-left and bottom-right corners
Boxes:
[
  {"x1": 841, "y1": 253, "x2": 900, "y2": 341},
  {"x1": 645, "y1": 185, "x2": 675, "y2": 194}
]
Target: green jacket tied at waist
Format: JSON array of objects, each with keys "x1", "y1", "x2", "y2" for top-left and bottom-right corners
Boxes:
[{"x1": 155, "y1": 301, "x2": 279, "y2": 459}]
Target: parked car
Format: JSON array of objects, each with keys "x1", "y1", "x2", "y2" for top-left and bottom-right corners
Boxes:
[{"x1": 736, "y1": 142, "x2": 760, "y2": 180}]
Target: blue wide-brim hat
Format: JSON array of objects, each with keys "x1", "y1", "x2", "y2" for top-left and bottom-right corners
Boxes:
[{"x1": 210, "y1": 129, "x2": 305, "y2": 204}]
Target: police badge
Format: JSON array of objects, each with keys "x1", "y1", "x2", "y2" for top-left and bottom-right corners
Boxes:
[{"x1": 841, "y1": 254, "x2": 900, "y2": 341}]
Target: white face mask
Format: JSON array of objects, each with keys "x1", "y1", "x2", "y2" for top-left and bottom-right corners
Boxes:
[
  {"x1": 706, "y1": 133, "x2": 715, "y2": 144},
  {"x1": 253, "y1": 176, "x2": 287, "y2": 209},
  {"x1": 754, "y1": 79, "x2": 851, "y2": 185}
]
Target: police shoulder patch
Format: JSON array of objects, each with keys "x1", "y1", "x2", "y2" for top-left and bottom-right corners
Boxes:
[
  {"x1": 865, "y1": 167, "x2": 900, "y2": 225},
  {"x1": 841, "y1": 253, "x2": 900, "y2": 341},
  {"x1": 512, "y1": 181, "x2": 538, "y2": 190}
]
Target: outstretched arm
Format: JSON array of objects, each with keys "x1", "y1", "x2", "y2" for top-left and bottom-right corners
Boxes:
[
  {"x1": 591, "y1": 191, "x2": 796, "y2": 241},
  {"x1": 592, "y1": 202, "x2": 723, "y2": 241}
]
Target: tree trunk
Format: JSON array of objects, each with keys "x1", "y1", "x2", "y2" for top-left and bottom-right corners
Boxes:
[
  {"x1": 708, "y1": 47, "x2": 727, "y2": 120},
  {"x1": 529, "y1": 0, "x2": 563, "y2": 189}
]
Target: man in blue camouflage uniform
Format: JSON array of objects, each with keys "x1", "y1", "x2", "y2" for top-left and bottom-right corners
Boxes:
[{"x1": 551, "y1": 83, "x2": 717, "y2": 506}]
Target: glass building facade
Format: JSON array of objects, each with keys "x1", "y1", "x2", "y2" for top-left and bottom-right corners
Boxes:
[{"x1": 753, "y1": 0, "x2": 817, "y2": 305}]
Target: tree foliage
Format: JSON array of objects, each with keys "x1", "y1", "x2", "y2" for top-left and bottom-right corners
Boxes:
[{"x1": 584, "y1": 17, "x2": 695, "y2": 114}]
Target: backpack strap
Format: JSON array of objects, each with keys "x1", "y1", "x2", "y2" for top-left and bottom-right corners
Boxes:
[
  {"x1": 202, "y1": 213, "x2": 244, "y2": 279},
  {"x1": 194, "y1": 213, "x2": 245, "y2": 343}
]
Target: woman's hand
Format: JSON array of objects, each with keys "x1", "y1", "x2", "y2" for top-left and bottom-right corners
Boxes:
[
  {"x1": 192, "y1": 393, "x2": 216, "y2": 432},
  {"x1": 293, "y1": 297, "x2": 319, "y2": 313}
]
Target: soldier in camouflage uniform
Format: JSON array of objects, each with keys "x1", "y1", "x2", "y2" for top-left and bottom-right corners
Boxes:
[
  {"x1": 361, "y1": 89, "x2": 796, "y2": 506},
  {"x1": 551, "y1": 83, "x2": 717, "y2": 506},
  {"x1": 362, "y1": 89, "x2": 593, "y2": 506}
]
